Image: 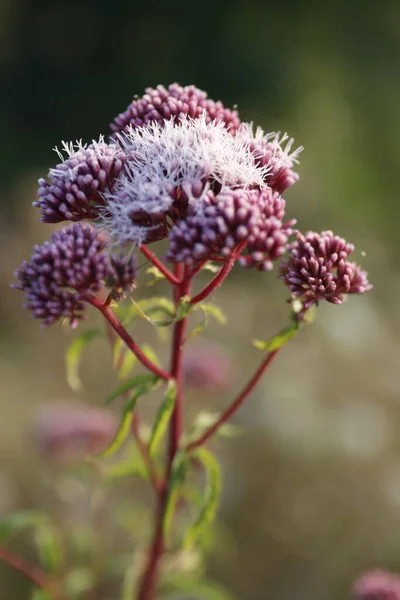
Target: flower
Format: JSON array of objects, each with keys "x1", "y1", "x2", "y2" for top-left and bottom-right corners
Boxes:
[
  {"x1": 101, "y1": 116, "x2": 277, "y2": 247},
  {"x1": 110, "y1": 83, "x2": 241, "y2": 135},
  {"x1": 249, "y1": 131, "x2": 303, "y2": 194},
  {"x1": 353, "y1": 570, "x2": 400, "y2": 600},
  {"x1": 183, "y1": 342, "x2": 233, "y2": 391},
  {"x1": 13, "y1": 224, "x2": 137, "y2": 326},
  {"x1": 32, "y1": 402, "x2": 118, "y2": 461},
  {"x1": 280, "y1": 230, "x2": 372, "y2": 307},
  {"x1": 34, "y1": 138, "x2": 126, "y2": 223},
  {"x1": 166, "y1": 187, "x2": 294, "y2": 269}
]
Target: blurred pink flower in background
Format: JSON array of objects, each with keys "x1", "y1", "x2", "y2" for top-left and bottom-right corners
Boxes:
[
  {"x1": 182, "y1": 341, "x2": 234, "y2": 392},
  {"x1": 32, "y1": 402, "x2": 118, "y2": 462},
  {"x1": 353, "y1": 570, "x2": 400, "y2": 600}
]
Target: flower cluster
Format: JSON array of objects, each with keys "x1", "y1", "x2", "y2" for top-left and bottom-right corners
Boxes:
[
  {"x1": 34, "y1": 139, "x2": 126, "y2": 223},
  {"x1": 13, "y1": 225, "x2": 136, "y2": 326},
  {"x1": 353, "y1": 570, "x2": 400, "y2": 600},
  {"x1": 110, "y1": 83, "x2": 241, "y2": 135},
  {"x1": 33, "y1": 402, "x2": 118, "y2": 462},
  {"x1": 14, "y1": 82, "x2": 371, "y2": 326},
  {"x1": 280, "y1": 230, "x2": 372, "y2": 308}
]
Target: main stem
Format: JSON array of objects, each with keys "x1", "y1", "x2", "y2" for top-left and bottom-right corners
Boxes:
[{"x1": 136, "y1": 266, "x2": 191, "y2": 600}]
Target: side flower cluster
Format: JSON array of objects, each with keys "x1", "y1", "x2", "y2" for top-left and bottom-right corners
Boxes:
[
  {"x1": 13, "y1": 225, "x2": 136, "y2": 326},
  {"x1": 280, "y1": 230, "x2": 372, "y2": 308}
]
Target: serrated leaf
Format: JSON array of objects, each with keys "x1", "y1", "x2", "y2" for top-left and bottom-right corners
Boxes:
[
  {"x1": 184, "y1": 448, "x2": 221, "y2": 550},
  {"x1": 163, "y1": 452, "x2": 187, "y2": 541},
  {"x1": 253, "y1": 319, "x2": 299, "y2": 351},
  {"x1": 0, "y1": 511, "x2": 48, "y2": 542},
  {"x1": 148, "y1": 380, "x2": 177, "y2": 458},
  {"x1": 105, "y1": 373, "x2": 159, "y2": 405},
  {"x1": 65, "y1": 329, "x2": 102, "y2": 393},
  {"x1": 34, "y1": 523, "x2": 64, "y2": 573}
]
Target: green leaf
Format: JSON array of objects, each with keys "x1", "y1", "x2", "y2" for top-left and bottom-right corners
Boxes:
[
  {"x1": 31, "y1": 590, "x2": 53, "y2": 600},
  {"x1": 131, "y1": 296, "x2": 176, "y2": 327},
  {"x1": 105, "y1": 373, "x2": 159, "y2": 405},
  {"x1": 175, "y1": 295, "x2": 192, "y2": 321},
  {"x1": 148, "y1": 380, "x2": 177, "y2": 458},
  {"x1": 99, "y1": 385, "x2": 154, "y2": 458},
  {"x1": 253, "y1": 319, "x2": 299, "y2": 351},
  {"x1": 201, "y1": 262, "x2": 220, "y2": 274},
  {"x1": 113, "y1": 337, "x2": 137, "y2": 379},
  {"x1": 163, "y1": 577, "x2": 237, "y2": 600},
  {"x1": 65, "y1": 329, "x2": 102, "y2": 393},
  {"x1": 121, "y1": 563, "x2": 137, "y2": 600},
  {"x1": 103, "y1": 453, "x2": 147, "y2": 481},
  {"x1": 184, "y1": 448, "x2": 221, "y2": 550},
  {"x1": 63, "y1": 568, "x2": 95, "y2": 599},
  {"x1": 187, "y1": 412, "x2": 242, "y2": 442},
  {"x1": 142, "y1": 344, "x2": 161, "y2": 368},
  {"x1": 0, "y1": 511, "x2": 48, "y2": 542},
  {"x1": 187, "y1": 302, "x2": 227, "y2": 341},
  {"x1": 145, "y1": 265, "x2": 166, "y2": 285},
  {"x1": 34, "y1": 523, "x2": 64, "y2": 573},
  {"x1": 163, "y1": 452, "x2": 188, "y2": 541}
]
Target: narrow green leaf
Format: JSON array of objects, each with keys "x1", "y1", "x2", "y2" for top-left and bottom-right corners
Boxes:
[
  {"x1": 0, "y1": 511, "x2": 48, "y2": 542},
  {"x1": 253, "y1": 319, "x2": 299, "y2": 351},
  {"x1": 105, "y1": 373, "x2": 159, "y2": 405},
  {"x1": 65, "y1": 329, "x2": 102, "y2": 393},
  {"x1": 145, "y1": 265, "x2": 166, "y2": 285},
  {"x1": 184, "y1": 448, "x2": 221, "y2": 550},
  {"x1": 164, "y1": 577, "x2": 237, "y2": 600},
  {"x1": 103, "y1": 453, "x2": 147, "y2": 481},
  {"x1": 201, "y1": 262, "x2": 220, "y2": 274},
  {"x1": 187, "y1": 303, "x2": 227, "y2": 341},
  {"x1": 148, "y1": 380, "x2": 177, "y2": 458},
  {"x1": 141, "y1": 344, "x2": 161, "y2": 368},
  {"x1": 163, "y1": 452, "x2": 187, "y2": 541},
  {"x1": 175, "y1": 295, "x2": 192, "y2": 321},
  {"x1": 34, "y1": 523, "x2": 64, "y2": 573},
  {"x1": 98, "y1": 387, "x2": 149, "y2": 459},
  {"x1": 131, "y1": 297, "x2": 176, "y2": 327},
  {"x1": 187, "y1": 412, "x2": 242, "y2": 442},
  {"x1": 121, "y1": 563, "x2": 137, "y2": 600}
]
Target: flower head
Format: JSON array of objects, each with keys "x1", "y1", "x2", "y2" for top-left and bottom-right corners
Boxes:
[
  {"x1": 13, "y1": 224, "x2": 137, "y2": 326},
  {"x1": 353, "y1": 570, "x2": 400, "y2": 600},
  {"x1": 34, "y1": 138, "x2": 126, "y2": 223},
  {"x1": 280, "y1": 230, "x2": 372, "y2": 307},
  {"x1": 248, "y1": 129, "x2": 303, "y2": 194},
  {"x1": 166, "y1": 187, "x2": 294, "y2": 269},
  {"x1": 101, "y1": 116, "x2": 273, "y2": 246},
  {"x1": 33, "y1": 402, "x2": 118, "y2": 462},
  {"x1": 110, "y1": 83, "x2": 241, "y2": 136}
]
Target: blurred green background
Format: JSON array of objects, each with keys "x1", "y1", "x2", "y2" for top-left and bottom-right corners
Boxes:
[{"x1": 1, "y1": 0, "x2": 400, "y2": 598}]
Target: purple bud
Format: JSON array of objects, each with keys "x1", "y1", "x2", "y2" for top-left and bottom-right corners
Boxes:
[
  {"x1": 34, "y1": 141, "x2": 126, "y2": 223},
  {"x1": 280, "y1": 230, "x2": 372, "y2": 307},
  {"x1": 110, "y1": 83, "x2": 241, "y2": 135}
]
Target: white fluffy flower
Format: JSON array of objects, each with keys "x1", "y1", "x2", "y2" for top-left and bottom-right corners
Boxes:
[{"x1": 98, "y1": 115, "x2": 301, "y2": 246}]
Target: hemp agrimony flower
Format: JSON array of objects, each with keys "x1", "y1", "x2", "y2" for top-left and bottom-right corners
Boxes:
[
  {"x1": 13, "y1": 224, "x2": 136, "y2": 326},
  {"x1": 8, "y1": 82, "x2": 373, "y2": 600},
  {"x1": 280, "y1": 230, "x2": 372, "y2": 307},
  {"x1": 110, "y1": 83, "x2": 241, "y2": 135},
  {"x1": 34, "y1": 138, "x2": 126, "y2": 223}
]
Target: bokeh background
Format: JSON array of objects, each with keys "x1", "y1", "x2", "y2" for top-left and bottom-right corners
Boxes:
[{"x1": 1, "y1": 0, "x2": 400, "y2": 598}]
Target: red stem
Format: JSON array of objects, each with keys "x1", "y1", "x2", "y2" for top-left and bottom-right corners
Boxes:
[
  {"x1": 186, "y1": 348, "x2": 280, "y2": 451},
  {"x1": 139, "y1": 245, "x2": 181, "y2": 286},
  {"x1": 190, "y1": 242, "x2": 246, "y2": 305},
  {"x1": 136, "y1": 266, "x2": 192, "y2": 600},
  {"x1": 84, "y1": 293, "x2": 170, "y2": 381},
  {"x1": 0, "y1": 547, "x2": 59, "y2": 598}
]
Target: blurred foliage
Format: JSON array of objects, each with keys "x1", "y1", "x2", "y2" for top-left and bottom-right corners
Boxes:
[{"x1": 1, "y1": 0, "x2": 400, "y2": 599}]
